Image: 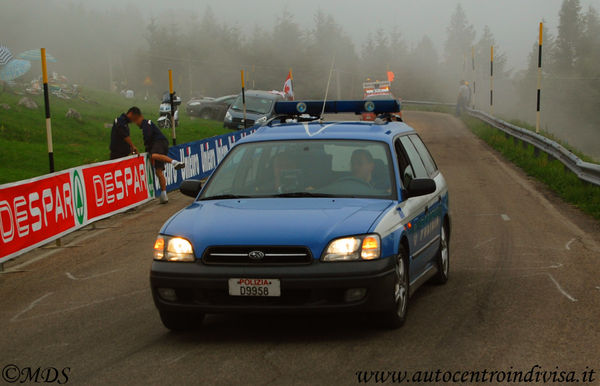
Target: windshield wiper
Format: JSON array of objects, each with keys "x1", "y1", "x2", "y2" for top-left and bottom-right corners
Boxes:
[
  {"x1": 271, "y1": 192, "x2": 338, "y2": 198},
  {"x1": 200, "y1": 194, "x2": 251, "y2": 200}
]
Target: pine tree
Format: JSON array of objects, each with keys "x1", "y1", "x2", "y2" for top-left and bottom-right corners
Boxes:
[
  {"x1": 555, "y1": 0, "x2": 582, "y2": 73},
  {"x1": 444, "y1": 4, "x2": 476, "y2": 77}
]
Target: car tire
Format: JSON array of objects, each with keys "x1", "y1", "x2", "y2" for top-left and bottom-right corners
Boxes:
[
  {"x1": 381, "y1": 246, "x2": 409, "y2": 329},
  {"x1": 432, "y1": 224, "x2": 449, "y2": 285},
  {"x1": 200, "y1": 109, "x2": 212, "y2": 120},
  {"x1": 159, "y1": 310, "x2": 204, "y2": 332}
]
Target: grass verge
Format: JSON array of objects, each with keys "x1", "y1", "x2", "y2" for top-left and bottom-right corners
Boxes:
[
  {"x1": 462, "y1": 115, "x2": 600, "y2": 220},
  {"x1": 0, "y1": 88, "x2": 228, "y2": 184}
]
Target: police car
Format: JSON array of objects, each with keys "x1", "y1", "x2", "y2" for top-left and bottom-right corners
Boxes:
[{"x1": 150, "y1": 100, "x2": 450, "y2": 330}]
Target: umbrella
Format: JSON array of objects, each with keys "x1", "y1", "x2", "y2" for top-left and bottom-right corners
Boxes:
[
  {"x1": 0, "y1": 45, "x2": 13, "y2": 65},
  {"x1": 0, "y1": 59, "x2": 31, "y2": 81},
  {"x1": 16, "y1": 49, "x2": 57, "y2": 63}
]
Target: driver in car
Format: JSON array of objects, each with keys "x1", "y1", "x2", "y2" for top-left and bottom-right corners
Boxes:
[
  {"x1": 273, "y1": 152, "x2": 298, "y2": 192},
  {"x1": 350, "y1": 149, "x2": 376, "y2": 186}
]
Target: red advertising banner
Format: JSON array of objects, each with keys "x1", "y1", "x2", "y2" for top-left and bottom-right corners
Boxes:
[
  {"x1": 0, "y1": 172, "x2": 75, "y2": 262},
  {"x1": 82, "y1": 156, "x2": 151, "y2": 221},
  {"x1": 0, "y1": 155, "x2": 154, "y2": 263}
]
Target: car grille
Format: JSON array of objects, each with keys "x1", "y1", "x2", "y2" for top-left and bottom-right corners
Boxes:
[
  {"x1": 232, "y1": 117, "x2": 255, "y2": 126},
  {"x1": 202, "y1": 246, "x2": 312, "y2": 265}
]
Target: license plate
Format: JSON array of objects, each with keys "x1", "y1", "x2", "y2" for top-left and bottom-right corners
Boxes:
[{"x1": 228, "y1": 278, "x2": 280, "y2": 297}]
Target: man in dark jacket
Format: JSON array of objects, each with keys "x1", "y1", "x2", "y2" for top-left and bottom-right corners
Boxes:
[
  {"x1": 129, "y1": 107, "x2": 184, "y2": 204},
  {"x1": 110, "y1": 108, "x2": 139, "y2": 159}
]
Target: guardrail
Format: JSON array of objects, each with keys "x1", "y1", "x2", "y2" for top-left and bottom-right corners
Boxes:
[{"x1": 402, "y1": 100, "x2": 600, "y2": 187}]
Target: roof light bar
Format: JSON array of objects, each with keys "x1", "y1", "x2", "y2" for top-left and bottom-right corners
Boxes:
[{"x1": 273, "y1": 100, "x2": 401, "y2": 116}]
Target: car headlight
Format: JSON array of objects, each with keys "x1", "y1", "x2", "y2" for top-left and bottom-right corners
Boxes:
[
  {"x1": 225, "y1": 111, "x2": 232, "y2": 121},
  {"x1": 321, "y1": 234, "x2": 381, "y2": 262},
  {"x1": 255, "y1": 115, "x2": 267, "y2": 124},
  {"x1": 153, "y1": 236, "x2": 195, "y2": 262}
]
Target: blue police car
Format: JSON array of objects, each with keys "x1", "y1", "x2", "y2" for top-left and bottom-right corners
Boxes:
[{"x1": 150, "y1": 100, "x2": 450, "y2": 330}]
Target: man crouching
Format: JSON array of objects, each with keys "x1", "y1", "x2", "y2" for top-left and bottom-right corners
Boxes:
[{"x1": 129, "y1": 107, "x2": 184, "y2": 204}]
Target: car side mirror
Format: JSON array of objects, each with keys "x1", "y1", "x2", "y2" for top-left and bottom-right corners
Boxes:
[
  {"x1": 406, "y1": 178, "x2": 436, "y2": 198},
  {"x1": 180, "y1": 179, "x2": 203, "y2": 198}
]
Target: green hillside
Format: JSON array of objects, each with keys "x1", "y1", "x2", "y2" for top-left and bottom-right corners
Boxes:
[{"x1": 0, "y1": 88, "x2": 228, "y2": 184}]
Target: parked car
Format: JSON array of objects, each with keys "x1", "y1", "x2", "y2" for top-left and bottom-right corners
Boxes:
[
  {"x1": 224, "y1": 90, "x2": 285, "y2": 130},
  {"x1": 151, "y1": 99, "x2": 450, "y2": 331},
  {"x1": 186, "y1": 95, "x2": 236, "y2": 120}
]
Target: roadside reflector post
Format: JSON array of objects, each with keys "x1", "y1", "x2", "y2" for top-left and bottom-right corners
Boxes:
[
  {"x1": 536, "y1": 22, "x2": 543, "y2": 134},
  {"x1": 41, "y1": 48, "x2": 54, "y2": 173},
  {"x1": 490, "y1": 45, "x2": 494, "y2": 115},
  {"x1": 241, "y1": 70, "x2": 247, "y2": 129},
  {"x1": 168, "y1": 69, "x2": 176, "y2": 146},
  {"x1": 42, "y1": 48, "x2": 61, "y2": 247},
  {"x1": 471, "y1": 46, "x2": 476, "y2": 109}
]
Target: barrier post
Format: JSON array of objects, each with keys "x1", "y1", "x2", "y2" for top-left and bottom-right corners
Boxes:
[
  {"x1": 536, "y1": 22, "x2": 543, "y2": 133},
  {"x1": 41, "y1": 48, "x2": 54, "y2": 173},
  {"x1": 471, "y1": 46, "x2": 476, "y2": 109},
  {"x1": 168, "y1": 69, "x2": 176, "y2": 146},
  {"x1": 241, "y1": 70, "x2": 247, "y2": 129},
  {"x1": 490, "y1": 45, "x2": 494, "y2": 115}
]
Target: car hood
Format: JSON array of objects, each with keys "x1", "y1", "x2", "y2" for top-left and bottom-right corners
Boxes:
[{"x1": 161, "y1": 198, "x2": 394, "y2": 259}]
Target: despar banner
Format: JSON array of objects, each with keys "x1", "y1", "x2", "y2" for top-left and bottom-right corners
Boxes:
[
  {"x1": 155, "y1": 127, "x2": 256, "y2": 195},
  {"x1": 0, "y1": 171, "x2": 76, "y2": 263},
  {"x1": 82, "y1": 155, "x2": 153, "y2": 221},
  {"x1": 0, "y1": 154, "x2": 154, "y2": 263}
]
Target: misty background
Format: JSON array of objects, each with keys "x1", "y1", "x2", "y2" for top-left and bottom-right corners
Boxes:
[{"x1": 1, "y1": 0, "x2": 598, "y2": 158}]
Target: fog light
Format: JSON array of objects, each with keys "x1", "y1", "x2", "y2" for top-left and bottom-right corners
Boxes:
[
  {"x1": 344, "y1": 288, "x2": 367, "y2": 302},
  {"x1": 158, "y1": 288, "x2": 177, "y2": 302}
]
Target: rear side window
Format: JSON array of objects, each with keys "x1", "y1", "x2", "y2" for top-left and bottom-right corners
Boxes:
[
  {"x1": 409, "y1": 135, "x2": 437, "y2": 176},
  {"x1": 399, "y1": 137, "x2": 429, "y2": 180}
]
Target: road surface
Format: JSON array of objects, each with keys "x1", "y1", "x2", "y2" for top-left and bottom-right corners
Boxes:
[{"x1": 1, "y1": 111, "x2": 599, "y2": 385}]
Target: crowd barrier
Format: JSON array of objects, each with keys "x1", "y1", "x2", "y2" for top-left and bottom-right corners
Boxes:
[{"x1": 0, "y1": 126, "x2": 257, "y2": 264}]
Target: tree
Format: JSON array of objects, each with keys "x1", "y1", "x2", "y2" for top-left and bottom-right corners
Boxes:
[
  {"x1": 555, "y1": 0, "x2": 582, "y2": 73},
  {"x1": 475, "y1": 26, "x2": 508, "y2": 79},
  {"x1": 444, "y1": 4, "x2": 476, "y2": 77}
]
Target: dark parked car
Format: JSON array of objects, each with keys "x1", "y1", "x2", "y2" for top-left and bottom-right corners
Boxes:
[
  {"x1": 186, "y1": 95, "x2": 237, "y2": 120},
  {"x1": 224, "y1": 90, "x2": 285, "y2": 130}
]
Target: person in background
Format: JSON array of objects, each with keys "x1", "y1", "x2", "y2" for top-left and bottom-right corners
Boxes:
[
  {"x1": 456, "y1": 80, "x2": 470, "y2": 116},
  {"x1": 110, "y1": 107, "x2": 138, "y2": 159},
  {"x1": 128, "y1": 107, "x2": 185, "y2": 204}
]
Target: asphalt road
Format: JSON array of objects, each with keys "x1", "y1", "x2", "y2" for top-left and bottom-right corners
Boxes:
[{"x1": 1, "y1": 111, "x2": 599, "y2": 385}]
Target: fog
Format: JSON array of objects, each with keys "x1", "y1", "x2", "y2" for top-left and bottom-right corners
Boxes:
[{"x1": 1, "y1": 0, "x2": 598, "y2": 158}]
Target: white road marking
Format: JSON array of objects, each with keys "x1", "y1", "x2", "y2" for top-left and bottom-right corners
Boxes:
[
  {"x1": 501, "y1": 214, "x2": 510, "y2": 221},
  {"x1": 462, "y1": 262, "x2": 562, "y2": 271},
  {"x1": 473, "y1": 237, "x2": 496, "y2": 249},
  {"x1": 65, "y1": 269, "x2": 122, "y2": 281},
  {"x1": 5, "y1": 228, "x2": 111, "y2": 272},
  {"x1": 167, "y1": 352, "x2": 193, "y2": 365},
  {"x1": 11, "y1": 289, "x2": 146, "y2": 322},
  {"x1": 565, "y1": 238, "x2": 576, "y2": 250},
  {"x1": 546, "y1": 273, "x2": 577, "y2": 302},
  {"x1": 11, "y1": 292, "x2": 53, "y2": 322}
]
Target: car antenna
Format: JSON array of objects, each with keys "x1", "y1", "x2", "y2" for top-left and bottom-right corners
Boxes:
[{"x1": 319, "y1": 56, "x2": 335, "y2": 123}]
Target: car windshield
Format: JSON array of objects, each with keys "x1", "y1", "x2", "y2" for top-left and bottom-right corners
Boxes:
[
  {"x1": 200, "y1": 140, "x2": 396, "y2": 200},
  {"x1": 231, "y1": 95, "x2": 274, "y2": 114}
]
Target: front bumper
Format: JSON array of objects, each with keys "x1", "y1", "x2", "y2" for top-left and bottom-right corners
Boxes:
[{"x1": 150, "y1": 257, "x2": 396, "y2": 314}]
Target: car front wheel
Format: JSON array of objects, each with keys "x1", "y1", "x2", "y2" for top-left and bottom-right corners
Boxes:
[
  {"x1": 381, "y1": 247, "x2": 409, "y2": 329},
  {"x1": 432, "y1": 224, "x2": 449, "y2": 284}
]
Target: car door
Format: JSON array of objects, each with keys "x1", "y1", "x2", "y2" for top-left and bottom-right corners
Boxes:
[
  {"x1": 395, "y1": 136, "x2": 437, "y2": 276},
  {"x1": 408, "y1": 135, "x2": 443, "y2": 257}
]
